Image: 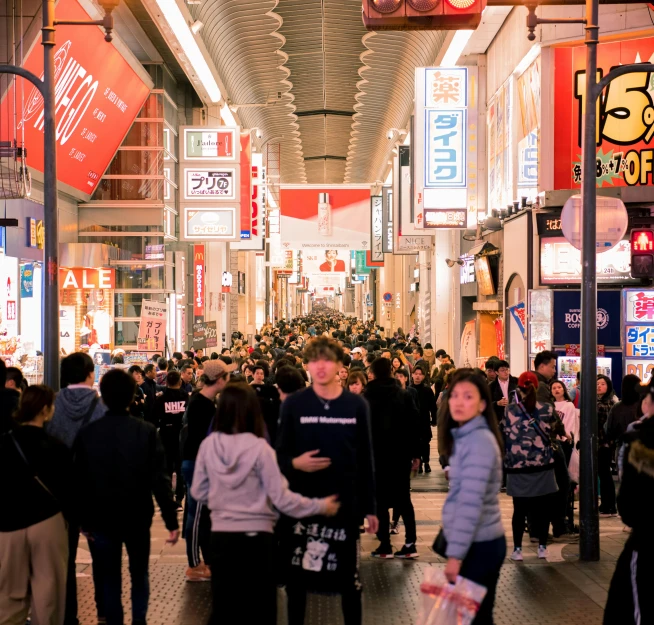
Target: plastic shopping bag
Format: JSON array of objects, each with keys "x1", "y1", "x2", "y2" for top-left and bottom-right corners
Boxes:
[
  {"x1": 416, "y1": 567, "x2": 487, "y2": 625},
  {"x1": 568, "y1": 448, "x2": 580, "y2": 484}
]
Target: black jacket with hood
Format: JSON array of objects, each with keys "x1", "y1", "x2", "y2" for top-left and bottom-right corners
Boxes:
[{"x1": 0, "y1": 387, "x2": 20, "y2": 434}]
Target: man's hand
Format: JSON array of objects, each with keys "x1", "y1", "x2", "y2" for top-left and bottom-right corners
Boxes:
[
  {"x1": 411, "y1": 458, "x2": 421, "y2": 472},
  {"x1": 365, "y1": 515, "x2": 379, "y2": 534},
  {"x1": 292, "y1": 450, "x2": 332, "y2": 473},
  {"x1": 498, "y1": 397, "x2": 509, "y2": 407},
  {"x1": 166, "y1": 529, "x2": 180, "y2": 545},
  {"x1": 444, "y1": 557, "x2": 461, "y2": 584}
]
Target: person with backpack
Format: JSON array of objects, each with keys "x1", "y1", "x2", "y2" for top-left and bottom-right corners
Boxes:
[
  {"x1": 0, "y1": 386, "x2": 73, "y2": 625},
  {"x1": 47, "y1": 352, "x2": 106, "y2": 625}
]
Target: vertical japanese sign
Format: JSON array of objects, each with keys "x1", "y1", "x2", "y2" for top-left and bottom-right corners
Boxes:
[
  {"x1": 623, "y1": 289, "x2": 654, "y2": 383},
  {"x1": 240, "y1": 133, "x2": 252, "y2": 239},
  {"x1": 414, "y1": 67, "x2": 479, "y2": 229},
  {"x1": 137, "y1": 300, "x2": 167, "y2": 353},
  {"x1": 370, "y1": 196, "x2": 383, "y2": 262},
  {"x1": 382, "y1": 186, "x2": 393, "y2": 253},
  {"x1": 194, "y1": 245, "x2": 205, "y2": 322}
]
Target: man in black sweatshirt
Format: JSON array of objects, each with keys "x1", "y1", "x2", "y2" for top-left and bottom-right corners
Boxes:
[
  {"x1": 411, "y1": 365, "x2": 438, "y2": 472},
  {"x1": 152, "y1": 371, "x2": 188, "y2": 505},
  {"x1": 277, "y1": 336, "x2": 377, "y2": 625},
  {"x1": 365, "y1": 357, "x2": 421, "y2": 559},
  {"x1": 74, "y1": 369, "x2": 179, "y2": 625}
]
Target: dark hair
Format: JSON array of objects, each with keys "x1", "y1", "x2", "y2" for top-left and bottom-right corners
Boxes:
[
  {"x1": 111, "y1": 355, "x2": 124, "y2": 365},
  {"x1": 211, "y1": 352, "x2": 219, "y2": 360},
  {"x1": 143, "y1": 363, "x2": 156, "y2": 375},
  {"x1": 184, "y1": 350, "x2": 194, "y2": 358},
  {"x1": 157, "y1": 357, "x2": 168, "y2": 371},
  {"x1": 597, "y1": 374, "x2": 615, "y2": 402},
  {"x1": 304, "y1": 336, "x2": 344, "y2": 364},
  {"x1": 550, "y1": 379, "x2": 572, "y2": 402},
  {"x1": 346, "y1": 370, "x2": 367, "y2": 389},
  {"x1": 413, "y1": 346, "x2": 423, "y2": 357},
  {"x1": 0, "y1": 359, "x2": 6, "y2": 386},
  {"x1": 620, "y1": 374, "x2": 642, "y2": 406},
  {"x1": 252, "y1": 365, "x2": 266, "y2": 377},
  {"x1": 6, "y1": 367, "x2": 24, "y2": 387},
  {"x1": 496, "y1": 360, "x2": 510, "y2": 370},
  {"x1": 219, "y1": 355, "x2": 233, "y2": 366},
  {"x1": 435, "y1": 349, "x2": 447, "y2": 358},
  {"x1": 214, "y1": 382, "x2": 266, "y2": 438},
  {"x1": 180, "y1": 363, "x2": 194, "y2": 373},
  {"x1": 534, "y1": 350, "x2": 557, "y2": 370},
  {"x1": 484, "y1": 359, "x2": 498, "y2": 371},
  {"x1": 394, "y1": 367, "x2": 410, "y2": 379},
  {"x1": 437, "y1": 369, "x2": 504, "y2": 457},
  {"x1": 412, "y1": 364, "x2": 428, "y2": 378},
  {"x1": 166, "y1": 370, "x2": 181, "y2": 387},
  {"x1": 370, "y1": 357, "x2": 392, "y2": 379},
  {"x1": 61, "y1": 352, "x2": 94, "y2": 386},
  {"x1": 255, "y1": 360, "x2": 270, "y2": 378},
  {"x1": 14, "y1": 385, "x2": 55, "y2": 424},
  {"x1": 275, "y1": 365, "x2": 306, "y2": 394},
  {"x1": 100, "y1": 369, "x2": 136, "y2": 413},
  {"x1": 128, "y1": 365, "x2": 144, "y2": 376}
]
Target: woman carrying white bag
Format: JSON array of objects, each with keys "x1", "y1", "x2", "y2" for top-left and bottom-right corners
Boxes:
[{"x1": 434, "y1": 370, "x2": 506, "y2": 625}]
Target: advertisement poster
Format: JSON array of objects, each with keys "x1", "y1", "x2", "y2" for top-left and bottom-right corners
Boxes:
[
  {"x1": 0, "y1": 0, "x2": 151, "y2": 196},
  {"x1": 516, "y1": 57, "x2": 540, "y2": 198},
  {"x1": 302, "y1": 250, "x2": 349, "y2": 274},
  {"x1": 554, "y1": 38, "x2": 654, "y2": 189},
  {"x1": 137, "y1": 300, "x2": 167, "y2": 352},
  {"x1": 280, "y1": 187, "x2": 371, "y2": 251},
  {"x1": 552, "y1": 290, "x2": 621, "y2": 347},
  {"x1": 59, "y1": 306, "x2": 76, "y2": 354},
  {"x1": 193, "y1": 321, "x2": 217, "y2": 350},
  {"x1": 20, "y1": 264, "x2": 34, "y2": 298},
  {"x1": 487, "y1": 79, "x2": 512, "y2": 211}
]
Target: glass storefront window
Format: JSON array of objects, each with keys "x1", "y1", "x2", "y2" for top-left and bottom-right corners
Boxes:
[
  {"x1": 113, "y1": 264, "x2": 167, "y2": 289},
  {"x1": 92, "y1": 177, "x2": 165, "y2": 201},
  {"x1": 123, "y1": 121, "x2": 163, "y2": 148},
  {"x1": 78, "y1": 236, "x2": 165, "y2": 258},
  {"x1": 136, "y1": 93, "x2": 164, "y2": 119},
  {"x1": 105, "y1": 150, "x2": 164, "y2": 176}
]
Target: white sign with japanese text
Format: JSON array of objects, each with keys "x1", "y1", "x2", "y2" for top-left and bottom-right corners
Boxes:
[
  {"x1": 137, "y1": 300, "x2": 167, "y2": 352},
  {"x1": 184, "y1": 168, "x2": 237, "y2": 200},
  {"x1": 370, "y1": 196, "x2": 383, "y2": 262}
]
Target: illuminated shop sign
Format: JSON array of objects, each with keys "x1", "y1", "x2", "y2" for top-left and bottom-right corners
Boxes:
[
  {"x1": 370, "y1": 195, "x2": 383, "y2": 262},
  {"x1": 184, "y1": 168, "x2": 236, "y2": 200},
  {"x1": 59, "y1": 268, "x2": 115, "y2": 289},
  {"x1": 183, "y1": 128, "x2": 237, "y2": 160},
  {"x1": 624, "y1": 289, "x2": 654, "y2": 384},
  {"x1": 183, "y1": 207, "x2": 236, "y2": 241}
]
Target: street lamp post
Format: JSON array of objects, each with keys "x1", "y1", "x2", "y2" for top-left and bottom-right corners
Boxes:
[
  {"x1": 525, "y1": 0, "x2": 654, "y2": 560},
  {"x1": 0, "y1": 0, "x2": 117, "y2": 389}
]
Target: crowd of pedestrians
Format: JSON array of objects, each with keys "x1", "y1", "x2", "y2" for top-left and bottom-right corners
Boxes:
[{"x1": 0, "y1": 311, "x2": 652, "y2": 625}]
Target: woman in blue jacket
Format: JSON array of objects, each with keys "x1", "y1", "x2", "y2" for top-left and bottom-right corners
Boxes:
[{"x1": 437, "y1": 369, "x2": 506, "y2": 624}]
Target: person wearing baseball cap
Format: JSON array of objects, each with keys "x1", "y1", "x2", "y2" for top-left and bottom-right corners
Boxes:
[
  {"x1": 351, "y1": 347, "x2": 363, "y2": 362},
  {"x1": 503, "y1": 371, "x2": 564, "y2": 563},
  {"x1": 180, "y1": 358, "x2": 236, "y2": 582}
]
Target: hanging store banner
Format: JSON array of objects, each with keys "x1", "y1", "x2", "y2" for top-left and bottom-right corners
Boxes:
[
  {"x1": 370, "y1": 195, "x2": 383, "y2": 261},
  {"x1": 554, "y1": 38, "x2": 654, "y2": 189},
  {"x1": 382, "y1": 186, "x2": 393, "y2": 253},
  {"x1": 0, "y1": 0, "x2": 151, "y2": 197},
  {"x1": 414, "y1": 67, "x2": 479, "y2": 230},
  {"x1": 239, "y1": 133, "x2": 252, "y2": 239},
  {"x1": 193, "y1": 245, "x2": 205, "y2": 321},
  {"x1": 355, "y1": 250, "x2": 371, "y2": 274},
  {"x1": 488, "y1": 79, "x2": 513, "y2": 212},
  {"x1": 516, "y1": 56, "x2": 540, "y2": 201},
  {"x1": 508, "y1": 302, "x2": 527, "y2": 339},
  {"x1": 624, "y1": 289, "x2": 654, "y2": 384},
  {"x1": 280, "y1": 186, "x2": 371, "y2": 251},
  {"x1": 232, "y1": 152, "x2": 265, "y2": 251},
  {"x1": 182, "y1": 127, "x2": 238, "y2": 160},
  {"x1": 137, "y1": 300, "x2": 167, "y2": 352},
  {"x1": 20, "y1": 264, "x2": 34, "y2": 298},
  {"x1": 183, "y1": 168, "x2": 237, "y2": 200}
]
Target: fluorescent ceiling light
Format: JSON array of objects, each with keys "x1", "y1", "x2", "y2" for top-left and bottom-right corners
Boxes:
[
  {"x1": 155, "y1": 0, "x2": 221, "y2": 102},
  {"x1": 440, "y1": 30, "x2": 473, "y2": 67},
  {"x1": 220, "y1": 102, "x2": 237, "y2": 127}
]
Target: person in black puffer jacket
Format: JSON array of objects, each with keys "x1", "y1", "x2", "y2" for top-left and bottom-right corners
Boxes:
[
  {"x1": 597, "y1": 374, "x2": 617, "y2": 516},
  {"x1": 604, "y1": 385, "x2": 654, "y2": 625}
]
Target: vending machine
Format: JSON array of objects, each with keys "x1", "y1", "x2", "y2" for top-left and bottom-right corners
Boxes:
[{"x1": 557, "y1": 355, "x2": 613, "y2": 393}]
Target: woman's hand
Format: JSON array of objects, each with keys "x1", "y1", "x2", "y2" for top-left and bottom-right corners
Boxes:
[
  {"x1": 444, "y1": 557, "x2": 461, "y2": 584},
  {"x1": 322, "y1": 495, "x2": 341, "y2": 516}
]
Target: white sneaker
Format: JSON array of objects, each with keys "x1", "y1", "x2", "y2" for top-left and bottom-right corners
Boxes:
[
  {"x1": 510, "y1": 548, "x2": 523, "y2": 562},
  {"x1": 538, "y1": 546, "x2": 548, "y2": 559}
]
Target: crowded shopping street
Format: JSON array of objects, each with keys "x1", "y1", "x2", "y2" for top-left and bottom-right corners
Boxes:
[{"x1": 3, "y1": 0, "x2": 654, "y2": 623}]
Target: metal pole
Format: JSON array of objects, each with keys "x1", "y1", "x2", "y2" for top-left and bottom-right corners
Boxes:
[
  {"x1": 579, "y1": 0, "x2": 600, "y2": 561},
  {"x1": 42, "y1": 0, "x2": 60, "y2": 390}
]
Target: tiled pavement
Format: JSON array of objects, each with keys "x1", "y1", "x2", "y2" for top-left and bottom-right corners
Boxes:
[{"x1": 75, "y1": 435, "x2": 626, "y2": 624}]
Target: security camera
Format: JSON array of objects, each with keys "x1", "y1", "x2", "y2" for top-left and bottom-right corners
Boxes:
[
  {"x1": 386, "y1": 129, "x2": 394, "y2": 140},
  {"x1": 255, "y1": 129, "x2": 263, "y2": 139}
]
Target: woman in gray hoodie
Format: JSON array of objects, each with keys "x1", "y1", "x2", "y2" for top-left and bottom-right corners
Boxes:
[
  {"x1": 437, "y1": 370, "x2": 506, "y2": 625},
  {"x1": 191, "y1": 382, "x2": 339, "y2": 625}
]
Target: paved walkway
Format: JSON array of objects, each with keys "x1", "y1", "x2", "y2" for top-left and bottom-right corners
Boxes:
[{"x1": 75, "y1": 436, "x2": 625, "y2": 624}]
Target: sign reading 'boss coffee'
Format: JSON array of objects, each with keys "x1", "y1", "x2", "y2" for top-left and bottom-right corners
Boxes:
[
  {"x1": 0, "y1": 0, "x2": 151, "y2": 195},
  {"x1": 552, "y1": 290, "x2": 621, "y2": 347}
]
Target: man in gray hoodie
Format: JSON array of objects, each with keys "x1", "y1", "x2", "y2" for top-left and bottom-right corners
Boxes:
[{"x1": 47, "y1": 352, "x2": 106, "y2": 625}]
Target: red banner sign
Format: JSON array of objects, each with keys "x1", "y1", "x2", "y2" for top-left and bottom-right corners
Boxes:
[
  {"x1": 194, "y1": 245, "x2": 205, "y2": 320},
  {"x1": 59, "y1": 267, "x2": 115, "y2": 289},
  {"x1": 554, "y1": 38, "x2": 654, "y2": 190},
  {"x1": 0, "y1": 0, "x2": 150, "y2": 195},
  {"x1": 240, "y1": 133, "x2": 252, "y2": 238}
]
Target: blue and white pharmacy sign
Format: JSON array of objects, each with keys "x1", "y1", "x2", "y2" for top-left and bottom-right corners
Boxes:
[
  {"x1": 623, "y1": 289, "x2": 654, "y2": 384},
  {"x1": 414, "y1": 66, "x2": 479, "y2": 230}
]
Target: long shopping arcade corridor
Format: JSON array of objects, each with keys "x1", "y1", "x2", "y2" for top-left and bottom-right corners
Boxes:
[{"x1": 73, "y1": 437, "x2": 625, "y2": 625}]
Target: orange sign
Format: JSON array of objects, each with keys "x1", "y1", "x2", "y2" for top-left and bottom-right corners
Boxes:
[{"x1": 60, "y1": 268, "x2": 115, "y2": 289}]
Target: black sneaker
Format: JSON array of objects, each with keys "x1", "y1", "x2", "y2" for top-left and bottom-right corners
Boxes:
[
  {"x1": 424, "y1": 463, "x2": 432, "y2": 473},
  {"x1": 418, "y1": 464, "x2": 423, "y2": 474},
  {"x1": 371, "y1": 544, "x2": 394, "y2": 559},
  {"x1": 394, "y1": 543, "x2": 419, "y2": 559}
]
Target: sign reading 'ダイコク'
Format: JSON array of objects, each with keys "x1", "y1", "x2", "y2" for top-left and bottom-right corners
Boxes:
[
  {"x1": 554, "y1": 38, "x2": 654, "y2": 189},
  {"x1": 0, "y1": 0, "x2": 151, "y2": 196}
]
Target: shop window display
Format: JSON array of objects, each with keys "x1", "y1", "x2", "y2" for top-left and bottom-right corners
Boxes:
[{"x1": 60, "y1": 288, "x2": 114, "y2": 354}]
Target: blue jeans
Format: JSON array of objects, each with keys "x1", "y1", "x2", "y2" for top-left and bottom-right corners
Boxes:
[
  {"x1": 90, "y1": 528, "x2": 150, "y2": 625},
  {"x1": 181, "y1": 460, "x2": 211, "y2": 568},
  {"x1": 459, "y1": 536, "x2": 506, "y2": 625}
]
